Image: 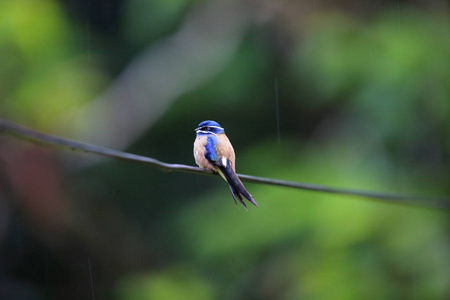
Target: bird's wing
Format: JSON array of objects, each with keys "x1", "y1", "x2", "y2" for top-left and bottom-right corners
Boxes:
[{"x1": 204, "y1": 135, "x2": 258, "y2": 209}]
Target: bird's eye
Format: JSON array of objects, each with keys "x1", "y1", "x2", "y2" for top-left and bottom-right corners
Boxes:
[{"x1": 205, "y1": 127, "x2": 210, "y2": 131}]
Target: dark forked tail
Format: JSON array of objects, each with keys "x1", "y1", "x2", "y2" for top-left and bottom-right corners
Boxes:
[{"x1": 215, "y1": 160, "x2": 259, "y2": 209}]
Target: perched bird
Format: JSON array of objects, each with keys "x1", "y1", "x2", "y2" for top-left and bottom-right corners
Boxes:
[{"x1": 193, "y1": 120, "x2": 258, "y2": 209}]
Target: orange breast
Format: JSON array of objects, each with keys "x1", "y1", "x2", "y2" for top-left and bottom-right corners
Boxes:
[
  {"x1": 193, "y1": 135, "x2": 215, "y2": 170},
  {"x1": 193, "y1": 133, "x2": 236, "y2": 171}
]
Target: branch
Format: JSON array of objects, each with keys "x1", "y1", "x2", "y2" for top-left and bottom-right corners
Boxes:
[{"x1": 0, "y1": 118, "x2": 448, "y2": 211}]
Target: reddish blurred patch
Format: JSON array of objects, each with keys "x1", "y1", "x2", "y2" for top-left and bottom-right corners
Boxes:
[{"x1": 0, "y1": 137, "x2": 70, "y2": 235}]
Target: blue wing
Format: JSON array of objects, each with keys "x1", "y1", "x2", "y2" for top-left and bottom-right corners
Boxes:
[
  {"x1": 205, "y1": 135, "x2": 258, "y2": 209},
  {"x1": 203, "y1": 136, "x2": 258, "y2": 209},
  {"x1": 204, "y1": 136, "x2": 219, "y2": 162}
]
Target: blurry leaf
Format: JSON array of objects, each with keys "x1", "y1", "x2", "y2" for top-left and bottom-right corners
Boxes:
[
  {"x1": 0, "y1": 0, "x2": 107, "y2": 128},
  {"x1": 292, "y1": 11, "x2": 450, "y2": 139},
  {"x1": 123, "y1": 0, "x2": 191, "y2": 45},
  {"x1": 116, "y1": 266, "x2": 215, "y2": 300},
  {"x1": 0, "y1": 0, "x2": 70, "y2": 62}
]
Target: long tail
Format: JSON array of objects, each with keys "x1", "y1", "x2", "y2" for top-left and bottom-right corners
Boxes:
[{"x1": 215, "y1": 161, "x2": 259, "y2": 209}]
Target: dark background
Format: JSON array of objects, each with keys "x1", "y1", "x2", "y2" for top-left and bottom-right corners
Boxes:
[{"x1": 0, "y1": 0, "x2": 449, "y2": 299}]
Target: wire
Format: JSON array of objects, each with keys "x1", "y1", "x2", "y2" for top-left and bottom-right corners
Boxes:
[{"x1": 0, "y1": 118, "x2": 448, "y2": 211}]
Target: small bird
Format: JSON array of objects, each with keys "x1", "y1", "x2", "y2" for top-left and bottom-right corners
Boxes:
[{"x1": 193, "y1": 120, "x2": 258, "y2": 209}]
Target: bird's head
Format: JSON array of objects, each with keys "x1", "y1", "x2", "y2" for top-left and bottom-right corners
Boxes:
[{"x1": 195, "y1": 120, "x2": 225, "y2": 136}]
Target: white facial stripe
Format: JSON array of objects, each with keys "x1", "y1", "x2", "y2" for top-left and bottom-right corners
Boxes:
[
  {"x1": 195, "y1": 125, "x2": 224, "y2": 133},
  {"x1": 196, "y1": 130, "x2": 217, "y2": 135},
  {"x1": 207, "y1": 126, "x2": 224, "y2": 130},
  {"x1": 197, "y1": 126, "x2": 223, "y2": 131}
]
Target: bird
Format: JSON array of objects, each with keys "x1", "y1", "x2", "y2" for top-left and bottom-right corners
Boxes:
[{"x1": 193, "y1": 120, "x2": 258, "y2": 210}]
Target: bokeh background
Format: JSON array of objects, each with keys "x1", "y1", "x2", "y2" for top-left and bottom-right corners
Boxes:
[{"x1": 0, "y1": 0, "x2": 449, "y2": 299}]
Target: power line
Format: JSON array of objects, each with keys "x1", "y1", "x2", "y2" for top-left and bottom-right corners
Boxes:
[{"x1": 0, "y1": 118, "x2": 448, "y2": 211}]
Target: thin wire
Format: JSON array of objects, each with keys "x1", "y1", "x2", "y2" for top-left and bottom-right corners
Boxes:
[{"x1": 0, "y1": 118, "x2": 448, "y2": 211}]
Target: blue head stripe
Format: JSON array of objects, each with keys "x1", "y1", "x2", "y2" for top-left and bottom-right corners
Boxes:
[
  {"x1": 195, "y1": 120, "x2": 225, "y2": 135},
  {"x1": 196, "y1": 120, "x2": 223, "y2": 129}
]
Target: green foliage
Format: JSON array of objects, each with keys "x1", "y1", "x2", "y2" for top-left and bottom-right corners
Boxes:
[
  {"x1": 123, "y1": 0, "x2": 192, "y2": 46},
  {"x1": 0, "y1": 0, "x2": 106, "y2": 128},
  {"x1": 117, "y1": 267, "x2": 216, "y2": 300},
  {"x1": 295, "y1": 12, "x2": 450, "y2": 139},
  {"x1": 166, "y1": 140, "x2": 449, "y2": 298},
  {"x1": 1, "y1": 1, "x2": 449, "y2": 299}
]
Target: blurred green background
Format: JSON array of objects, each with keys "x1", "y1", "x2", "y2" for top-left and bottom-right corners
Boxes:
[{"x1": 0, "y1": 0, "x2": 449, "y2": 299}]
